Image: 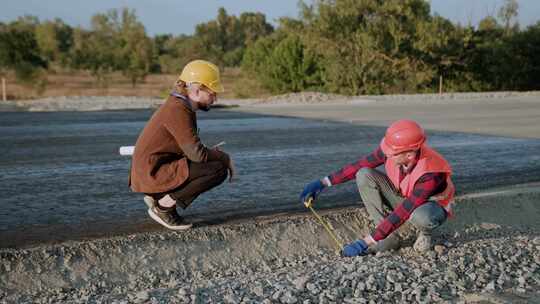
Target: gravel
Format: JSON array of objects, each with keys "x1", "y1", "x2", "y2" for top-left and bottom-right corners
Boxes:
[
  {"x1": 9, "y1": 96, "x2": 161, "y2": 111},
  {"x1": 1, "y1": 208, "x2": 538, "y2": 303},
  {"x1": 5, "y1": 91, "x2": 540, "y2": 111}
]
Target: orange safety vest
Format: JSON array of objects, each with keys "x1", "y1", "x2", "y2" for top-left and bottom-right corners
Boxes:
[{"x1": 384, "y1": 144, "x2": 456, "y2": 216}]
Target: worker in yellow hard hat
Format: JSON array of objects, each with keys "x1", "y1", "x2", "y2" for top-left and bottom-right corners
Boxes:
[{"x1": 129, "y1": 60, "x2": 235, "y2": 230}]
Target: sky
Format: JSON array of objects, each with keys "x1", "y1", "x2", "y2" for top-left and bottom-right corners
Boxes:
[{"x1": 1, "y1": 0, "x2": 539, "y2": 36}]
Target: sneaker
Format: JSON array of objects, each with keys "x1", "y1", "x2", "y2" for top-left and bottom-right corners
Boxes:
[
  {"x1": 147, "y1": 206, "x2": 193, "y2": 231},
  {"x1": 367, "y1": 234, "x2": 401, "y2": 254},
  {"x1": 143, "y1": 195, "x2": 156, "y2": 209},
  {"x1": 413, "y1": 231, "x2": 432, "y2": 252}
]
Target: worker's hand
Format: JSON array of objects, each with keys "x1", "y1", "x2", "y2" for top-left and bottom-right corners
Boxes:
[
  {"x1": 341, "y1": 240, "x2": 369, "y2": 257},
  {"x1": 300, "y1": 179, "x2": 325, "y2": 205},
  {"x1": 217, "y1": 150, "x2": 235, "y2": 183}
]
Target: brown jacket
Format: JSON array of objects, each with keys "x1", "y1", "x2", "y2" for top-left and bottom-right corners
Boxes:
[{"x1": 129, "y1": 95, "x2": 227, "y2": 193}]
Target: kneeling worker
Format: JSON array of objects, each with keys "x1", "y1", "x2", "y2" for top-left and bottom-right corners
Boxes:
[
  {"x1": 300, "y1": 120, "x2": 455, "y2": 256},
  {"x1": 129, "y1": 60, "x2": 234, "y2": 230}
]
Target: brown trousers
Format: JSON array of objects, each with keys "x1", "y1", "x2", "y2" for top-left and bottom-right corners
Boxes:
[{"x1": 149, "y1": 160, "x2": 228, "y2": 209}]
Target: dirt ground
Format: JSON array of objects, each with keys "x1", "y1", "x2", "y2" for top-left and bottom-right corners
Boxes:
[{"x1": 1, "y1": 68, "x2": 267, "y2": 100}]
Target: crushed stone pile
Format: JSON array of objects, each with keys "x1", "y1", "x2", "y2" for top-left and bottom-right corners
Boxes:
[
  {"x1": 82, "y1": 236, "x2": 538, "y2": 304},
  {"x1": 256, "y1": 92, "x2": 353, "y2": 105},
  {"x1": 4, "y1": 91, "x2": 540, "y2": 111},
  {"x1": 1, "y1": 228, "x2": 538, "y2": 303},
  {"x1": 10, "y1": 96, "x2": 162, "y2": 112},
  {"x1": 1, "y1": 189, "x2": 539, "y2": 303},
  {"x1": 368, "y1": 91, "x2": 540, "y2": 102}
]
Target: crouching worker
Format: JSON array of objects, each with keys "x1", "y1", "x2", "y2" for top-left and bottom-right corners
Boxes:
[
  {"x1": 129, "y1": 60, "x2": 234, "y2": 230},
  {"x1": 300, "y1": 120, "x2": 455, "y2": 256}
]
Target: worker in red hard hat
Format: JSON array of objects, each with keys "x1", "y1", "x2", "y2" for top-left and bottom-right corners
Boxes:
[{"x1": 300, "y1": 119, "x2": 455, "y2": 257}]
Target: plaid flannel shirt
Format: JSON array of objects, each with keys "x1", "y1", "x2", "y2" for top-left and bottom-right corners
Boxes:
[{"x1": 327, "y1": 147, "x2": 446, "y2": 241}]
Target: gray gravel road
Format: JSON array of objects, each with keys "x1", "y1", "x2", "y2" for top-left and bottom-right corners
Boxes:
[{"x1": 1, "y1": 105, "x2": 540, "y2": 248}]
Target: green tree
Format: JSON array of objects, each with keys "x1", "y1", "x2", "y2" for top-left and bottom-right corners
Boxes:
[
  {"x1": 242, "y1": 20, "x2": 322, "y2": 94},
  {"x1": 194, "y1": 7, "x2": 273, "y2": 67},
  {"x1": 69, "y1": 8, "x2": 152, "y2": 86},
  {"x1": 299, "y1": 0, "x2": 439, "y2": 94},
  {"x1": 478, "y1": 16, "x2": 499, "y2": 31},
  {"x1": 0, "y1": 21, "x2": 47, "y2": 82},
  {"x1": 117, "y1": 8, "x2": 153, "y2": 87},
  {"x1": 503, "y1": 22, "x2": 540, "y2": 90},
  {"x1": 151, "y1": 34, "x2": 172, "y2": 73},
  {"x1": 266, "y1": 35, "x2": 322, "y2": 92},
  {"x1": 195, "y1": 7, "x2": 239, "y2": 67},
  {"x1": 34, "y1": 18, "x2": 73, "y2": 68},
  {"x1": 242, "y1": 32, "x2": 280, "y2": 76},
  {"x1": 415, "y1": 16, "x2": 479, "y2": 92},
  {"x1": 69, "y1": 12, "x2": 118, "y2": 85},
  {"x1": 468, "y1": 0, "x2": 519, "y2": 93},
  {"x1": 498, "y1": 0, "x2": 519, "y2": 34},
  {"x1": 239, "y1": 12, "x2": 274, "y2": 45},
  {"x1": 156, "y1": 35, "x2": 201, "y2": 74}
]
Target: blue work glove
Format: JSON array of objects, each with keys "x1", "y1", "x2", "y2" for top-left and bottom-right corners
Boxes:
[
  {"x1": 300, "y1": 179, "x2": 325, "y2": 204},
  {"x1": 342, "y1": 239, "x2": 369, "y2": 257}
]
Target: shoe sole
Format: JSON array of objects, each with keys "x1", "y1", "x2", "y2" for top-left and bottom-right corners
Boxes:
[
  {"x1": 147, "y1": 209, "x2": 193, "y2": 231},
  {"x1": 367, "y1": 236, "x2": 401, "y2": 254},
  {"x1": 143, "y1": 196, "x2": 156, "y2": 209}
]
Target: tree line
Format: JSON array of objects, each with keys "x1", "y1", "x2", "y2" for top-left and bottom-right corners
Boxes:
[
  {"x1": 0, "y1": 7, "x2": 272, "y2": 89},
  {"x1": 1, "y1": 0, "x2": 538, "y2": 95}
]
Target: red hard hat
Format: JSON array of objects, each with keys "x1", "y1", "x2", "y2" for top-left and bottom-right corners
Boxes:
[{"x1": 380, "y1": 120, "x2": 426, "y2": 156}]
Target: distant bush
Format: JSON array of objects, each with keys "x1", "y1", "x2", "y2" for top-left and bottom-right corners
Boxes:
[{"x1": 242, "y1": 31, "x2": 323, "y2": 93}]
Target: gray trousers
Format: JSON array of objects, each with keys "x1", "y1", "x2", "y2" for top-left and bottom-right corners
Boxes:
[{"x1": 355, "y1": 167, "x2": 447, "y2": 235}]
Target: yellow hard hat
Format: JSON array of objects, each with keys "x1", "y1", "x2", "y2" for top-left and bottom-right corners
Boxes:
[{"x1": 178, "y1": 60, "x2": 224, "y2": 93}]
